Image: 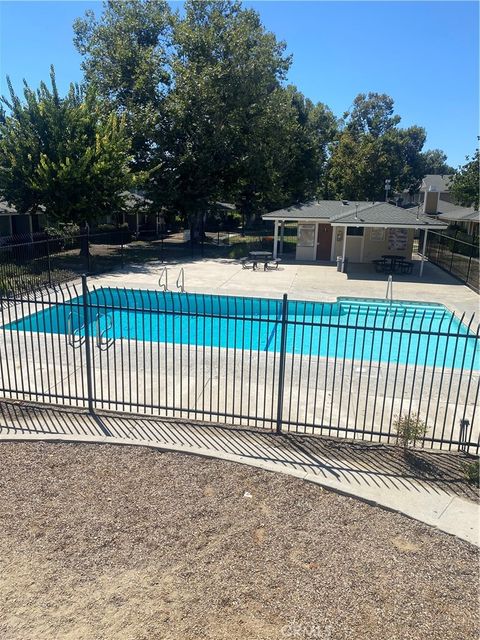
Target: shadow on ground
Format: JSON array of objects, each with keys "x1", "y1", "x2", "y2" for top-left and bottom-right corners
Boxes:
[{"x1": 0, "y1": 400, "x2": 477, "y2": 503}]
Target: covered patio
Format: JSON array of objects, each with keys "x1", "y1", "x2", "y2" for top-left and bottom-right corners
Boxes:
[{"x1": 263, "y1": 200, "x2": 448, "y2": 277}]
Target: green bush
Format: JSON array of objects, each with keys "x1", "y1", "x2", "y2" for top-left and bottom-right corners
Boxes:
[
  {"x1": 394, "y1": 413, "x2": 428, "y2": 448},
  {"x1": 95, "y1": 223, "x2": 117, "y2": 233},
  {"x1": 462, "y1": 459, "x2": 479, "y2": 486},
  {"x1": 44, "y1": 222, "x2": 80, "y2": 238}
]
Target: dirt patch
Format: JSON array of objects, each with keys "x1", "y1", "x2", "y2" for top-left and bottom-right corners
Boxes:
[{"x1": 0, "y1": 442, "x2": 478, "y2": 640}]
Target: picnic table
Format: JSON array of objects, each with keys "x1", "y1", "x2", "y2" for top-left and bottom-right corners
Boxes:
[
  {"x1": 241, "y1": 251, "x2": 281, "y2": 271},
  {"x1": 373, "y1": 255, "x2": 413, "y2": 274}
]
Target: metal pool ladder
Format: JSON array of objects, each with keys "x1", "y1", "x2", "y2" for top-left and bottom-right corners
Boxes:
[
  {"x1": 159, "y1": 267, "x2": 168, "y2": 292},
  {"x1": 385, "y1": 275, "x2": 393, "y2": 307},
  {"x1": 176, "y1": 267, "x2": 185, "y2": 293},
  {"x1": 96, "y1": 313, "x2": 114, "y2": 350},
  {"x1": 67, "y1": 311, "x2": 85, "y2": 347}
]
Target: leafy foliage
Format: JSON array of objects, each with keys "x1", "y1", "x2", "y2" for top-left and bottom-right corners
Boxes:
[
  {"x1": 450, "y1": 150, "x2": 479, "y2": 209},
  {"x1": 462, "y1": 459, "x2": 479, "y2": 486},
  {"x1": 0, "y1": 67, "x2": 133, "y2": 226},
  {"x1": 1, "y1": 1, "x2": 458, "y2": 228},
  {"x1": 394, "y1": 413, "x2": 428, "y2": 448},
  {"x1": 327, "y1": 93, "x2": 430, "y2": 201},
  {"x1": 73, "y1": 0, "x2": 172, "y2": 168},
  {"x1": 421, "y1": 148, "x2": 454, "y2": 176}
]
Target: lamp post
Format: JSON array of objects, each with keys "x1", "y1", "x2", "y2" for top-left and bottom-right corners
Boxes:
[{"x1": 385, "y1": 179, "x2": 391, "y2": 203}]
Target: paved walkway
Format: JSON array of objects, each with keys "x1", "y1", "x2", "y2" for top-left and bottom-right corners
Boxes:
[{"x1": 0, "y1": 400, "x2": 478, "y2": 546}]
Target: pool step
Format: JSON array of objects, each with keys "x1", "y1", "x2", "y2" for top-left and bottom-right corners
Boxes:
[{"x1": 339, "y1": 302, "x2": 441, "y2": 319}]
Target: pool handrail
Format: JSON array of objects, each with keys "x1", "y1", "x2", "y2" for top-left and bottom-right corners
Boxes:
[
  {"x1": 176, "y1": 268, "x2": 185, "y2": 293},
  {"x1": 159, "y1": 267, "x2": 168, "y2": 292}
]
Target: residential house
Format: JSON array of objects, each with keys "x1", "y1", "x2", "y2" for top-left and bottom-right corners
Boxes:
[{"x1": 420, "y1": 188, "x2": 479, "y2": 238}]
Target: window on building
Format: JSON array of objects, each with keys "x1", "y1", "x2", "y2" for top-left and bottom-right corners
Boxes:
[{"x1": 346, "y1": 227, "x2": 364, "y2": 236}]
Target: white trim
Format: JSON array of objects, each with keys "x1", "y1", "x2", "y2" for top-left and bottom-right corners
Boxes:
[
  {"x1": 264, "y1": 217, "x2": 448, "y2": 230},
  {"x1": 313, "y1": 223, "x2": 319, "y2": 260},
  {"x1": 279, "y1": 220, "x2": 285, "y2": 254},
  {"x1": 341, "y1": 229, "x2": 347, "y2": 266},
  {"x1": 273, "y1": 220, "x2": 279, "y2": 259},
  {"x1": 330, "y1": 226, "x2": 336, "y2": 261},
  {"x1": 420, "y1": 229, "x2": 428, "y2": 277},
  {"x1": 360, "y1": 230, "x2": 365, "y2": 262},
  {"x1": 264, "y1": 216, "x2": 331, "y2": 223},
  {"x1": 332, "y1": 222, "x2": 447, "y2": 230}
]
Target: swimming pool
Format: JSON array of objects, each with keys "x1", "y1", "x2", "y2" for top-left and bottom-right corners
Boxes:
[{"x1": 5, "y1": 288, "x2": 479, "y2": 369}]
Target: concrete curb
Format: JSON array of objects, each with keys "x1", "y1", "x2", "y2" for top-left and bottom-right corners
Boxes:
[{"x1": 1, "y1": 430, "x2": 478, "y2": 547}]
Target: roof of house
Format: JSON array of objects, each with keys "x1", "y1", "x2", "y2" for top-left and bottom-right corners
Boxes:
[
  {"x1": 263, "y1": 200, "x2": 448, "y2": 228},
  {"x1": 263, "y1": 200, "x2": 374, "y2": 221},
  {"x1": 331, "y1": 202, "x2": 447, "y2": 227},
  {"x1": 420, "y1": 174, "x2": 453, "y2": 193},
  {"x1": 434, "y1": 198, "x2": 479, "y2": 223}
]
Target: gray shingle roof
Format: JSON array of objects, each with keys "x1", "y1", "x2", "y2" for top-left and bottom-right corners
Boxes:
[
  {"x1": 263, "y1": 200, "x2": 448, "y2": 228},
  {"x1": 420, "y1": 174, "x2": 453, "y2": 193},
  {"x1": 435, "y1": 198, "x2": 479, "y2": 223},
  {"x1": 263, "y1": 200, "x2": 376, "y2": 221},
  {"x1": 331, "y1": 202, "x2": 447, "y2": 227}
]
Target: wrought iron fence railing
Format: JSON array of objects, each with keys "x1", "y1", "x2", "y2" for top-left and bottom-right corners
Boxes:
[
  {"x1": 421, "y1": 230, "x2": 479, "y2": 293},
  {"x1": 0, "y1": 224, "x2": 293, "y2": 296},
  {"x1": 0, "y1": 276, "x2": 478, "y2": 453}
]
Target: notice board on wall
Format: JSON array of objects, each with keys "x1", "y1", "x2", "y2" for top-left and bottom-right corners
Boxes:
[{"x1": 388, "y1": 228, "x2": 407, "y2": 251}]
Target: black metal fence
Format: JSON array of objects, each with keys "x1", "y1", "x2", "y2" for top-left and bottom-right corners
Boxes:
[
  {"x1": 421, "y1": 230, "x2": 479, "y2": 293},
  {"x1": 0, "y1": 224, "x2": 294, "y2": 296},
  {"x1": 0, "y1": 277, "x2": 478, "y2": 453}
]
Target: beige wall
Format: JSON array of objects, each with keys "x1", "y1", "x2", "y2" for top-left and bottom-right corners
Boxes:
[
  {"x1": 295, "y1": 223, "x2": 317, "y2": 261},
  {"x1": 332, "y1": 227, "x2": 415, "y2": 263},
  {"x1": 362, "y1": 228, "x2": 414, "y2": 262}
]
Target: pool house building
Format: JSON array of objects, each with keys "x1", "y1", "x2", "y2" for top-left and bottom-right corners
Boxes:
[{"x1": 263, "y1": 200, "x2": 448, "y2": 276}]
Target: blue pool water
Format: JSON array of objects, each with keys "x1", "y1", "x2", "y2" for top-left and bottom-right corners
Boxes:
[{"x1": 5, "y1": 288, "x2": 479, "y2": 369}]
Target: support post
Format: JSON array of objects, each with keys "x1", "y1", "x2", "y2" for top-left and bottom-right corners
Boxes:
[
  {"x1": 420, "y1": 228, "x2": 428, "y2": 277},
  {"x1": 276, "y1": 293, "x2": 288, "y2": 435},
  {"x1": 46, "y1": 235, "x2": 52, "y2": 287},
  {"x1": 273, "y1": 220, "x2": 279, "y2": 259},
  {"x1": 279, "y1": 221, "x2": 285, "y2": 255},
  {"x1": 341, "y1": 228, "x2": 347, "y2": 271},
  {"x1": 81, "y1": 274, "x2": 95, "y2": 414}
]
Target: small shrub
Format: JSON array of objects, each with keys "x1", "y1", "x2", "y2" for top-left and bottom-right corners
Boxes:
[
  {"x1": 44, "y1": 222, "x2": 80, "y2": 238},
  {"x1": 462, "y1": 459, "x2": 479, "y2": 486},
  {"x1": 394, "y1": 413, "x2": 428, "y2": 448}
]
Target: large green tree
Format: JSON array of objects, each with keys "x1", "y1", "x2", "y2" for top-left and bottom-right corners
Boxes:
[
  {"x1": 421, "y1": 148, "x2": 454, "y2": 175},
  {"x1": 449, "y1": 150, "x2": 479, "y2": 209},
  {"x1": 0, "y1": 67, "x2": 132, "y2": 225},
  {"x1": 73, "y1": 0, "x2": 172, "y2": 168},
  {"x1": 151, "y1": 0, "x2": 293, "y2": 229},
  {"x1": 327, "y1": 93, "x2": 430, "y2": 201}
]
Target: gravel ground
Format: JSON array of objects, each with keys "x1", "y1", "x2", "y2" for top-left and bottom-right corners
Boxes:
[{"x1": 0, "y1": 442, "x2": 478, "y2": 640}]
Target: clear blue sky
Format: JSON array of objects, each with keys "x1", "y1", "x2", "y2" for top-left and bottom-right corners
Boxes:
[{"x1": 0, "y1": 1, "x2": 478, "y2": 167}]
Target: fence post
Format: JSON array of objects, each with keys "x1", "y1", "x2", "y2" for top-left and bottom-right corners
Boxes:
[
  {"x1": 46, "y1": 235, "x2": 52, "y2": 287},
  {"x1": 81, "y1": 274, "x2": 95, "y2": 414},
  {"x1": 450, "y1": 238, "x2": 456, "y2": 271},
  {"x1": 86, "y1": 225, "x2": 91, "y2": 273},
  {"x1": 466, "y1": 243, "x2": 473, "y2": 285},
  {"x1": 275, "y1": 293, "x2": 288, "y2": 435}
]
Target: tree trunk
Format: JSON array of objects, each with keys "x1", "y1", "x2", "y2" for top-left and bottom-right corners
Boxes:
[{"x1": 79, "y1": 224, "x2": 90, "y2": 258}]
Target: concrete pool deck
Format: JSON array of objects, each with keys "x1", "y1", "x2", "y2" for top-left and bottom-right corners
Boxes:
[{"x1": 90, "y1": 256, "x2": 479, "y2": 318}]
